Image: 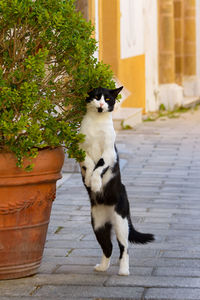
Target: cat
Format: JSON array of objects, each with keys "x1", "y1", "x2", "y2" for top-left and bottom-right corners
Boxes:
[{"x1": 79, "y1": 86, "x2": 154, "y2": 276}]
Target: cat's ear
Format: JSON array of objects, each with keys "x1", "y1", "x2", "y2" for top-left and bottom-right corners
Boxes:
[
  {"x1": 110, "y1": 86, "x2": 123, "y2": 98},
  {"x1": 86, "y1": 89, "x2": 95, "y2": 102}
]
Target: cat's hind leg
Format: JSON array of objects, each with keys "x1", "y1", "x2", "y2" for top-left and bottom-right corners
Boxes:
[
  {"x1": 93, "y1": 223, "x2": 112, "y2": 272},
  {"x1": 113, "y1": 213, "x2": 130, "y2": 276},
  {"x1": 91, "y1": 207, "x2": 113, "y2": 272},
  {"x1": 94, "y1": 223, "x2": 112, "y2": 271}
]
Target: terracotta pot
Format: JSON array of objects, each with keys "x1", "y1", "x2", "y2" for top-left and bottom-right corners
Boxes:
[{"x1": 0, "y1": 147, "x2": 65, "y2": 279}]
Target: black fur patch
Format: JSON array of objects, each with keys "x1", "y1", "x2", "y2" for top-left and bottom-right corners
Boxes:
[
  {"x1": 101, "y1": 166, "x2": 109, "y2": 178},
  {"x1": 92, "y1": 221, "x2": 113, "y2": 258},
  {"x1": 115, "y1": 184, "x2": 130, "y2": 218},
  {"x1": 86, "y1": 87, "x2": 123, "y2": 111},
  {"x1": 94, "y1": 158, "x2": 105, "y2": 170},
  {"x1": 117, "y1": 240, "x2": 125, "y2": 259},
  {"x1": 98, "y1": 107, "x2": 103, "y2": 113}
]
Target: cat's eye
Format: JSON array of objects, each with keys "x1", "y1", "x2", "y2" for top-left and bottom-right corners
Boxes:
[
  {"x1": 106, "y1": 98, "x2": 110, "y2": 101},
  {"x1": 95, "y1": 96, "x2": 99, "y2": 100}
]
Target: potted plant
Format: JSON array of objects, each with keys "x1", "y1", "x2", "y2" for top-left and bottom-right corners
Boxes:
[{"x1": 0, "y1": 0, "x2": 115, "y2": 279}]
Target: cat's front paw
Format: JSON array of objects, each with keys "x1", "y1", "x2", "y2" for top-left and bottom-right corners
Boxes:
[
  {"x1": 84, "y1": 169, "x2": 93, "y2": 187},
  {"x1": 91, "y1": 173, "x2": 102, "y2": 193},
  {"x1": 84, "y1": 174, "x2": 91, "y2": 187}
]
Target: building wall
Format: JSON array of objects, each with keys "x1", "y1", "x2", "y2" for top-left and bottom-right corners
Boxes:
[
  {"x1": 119, "y1": 55, "x2": 146, "y2": 110},
  {"x1": 144, "y1": 0, "x2": 159, "y2": 111},
  {"x1": 157, "y1": 0, "x2": 200, "y2": 109},
  {"x1": 120, "y1": 0, "x2": 144, "y2": 59},
  {"x1": 98, "y1": 0, "x2": 146, "y2": 111},
  {"x1": 78, "y1": 0, "x2": 200, "y2": 112},
  {"x1": 119, "y1": 0, "x2": 146, "y2": 110},
  {"x1": 196, "y1": 0, "x2": 200, "y2": 77}
]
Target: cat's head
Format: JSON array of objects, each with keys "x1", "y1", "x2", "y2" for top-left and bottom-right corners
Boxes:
[{"x1": 86, "y1": 86, "x2": 123, "y2": 113}]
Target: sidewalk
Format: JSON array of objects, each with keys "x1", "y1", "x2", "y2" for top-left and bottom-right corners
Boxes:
[{"x1": 1, "y1": 108, "x2": 200, "y2": 300}]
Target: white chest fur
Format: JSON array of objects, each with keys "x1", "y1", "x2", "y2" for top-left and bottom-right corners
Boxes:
[{"x1": 80, "y1": 111, "x2": 116, "y2": 163}]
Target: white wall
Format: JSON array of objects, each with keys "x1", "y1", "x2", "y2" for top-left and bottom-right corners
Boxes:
[
  {"x1": 120, "y1": 0, "x2": 144, "y2": 59},
  {"x1": 144, "y1": 0, "x2": 159, "y2": 112}
]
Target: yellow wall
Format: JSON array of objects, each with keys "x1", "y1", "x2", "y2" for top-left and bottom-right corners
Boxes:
[
  {"x1": 184, "y1": 0, "x2": 196, "y2": 76},
  {"x1": 158, "y1": 0, "x2": 197, "y2": 85},
  {"x1": 98, "y1": 0, "x2": 120, "y2": 74},
  {"x1": 119, "y1": 55, "x2": 146, "y2": 110}
]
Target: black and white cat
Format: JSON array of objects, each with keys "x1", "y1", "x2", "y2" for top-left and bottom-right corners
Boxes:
[{"x1": 79, "y1": 87, "x2": 154, "y2": 276}]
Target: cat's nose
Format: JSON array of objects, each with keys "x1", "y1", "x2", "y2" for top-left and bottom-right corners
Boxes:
[{"x1": 99, "y1": 103, "x2": 104, "y2": 107}]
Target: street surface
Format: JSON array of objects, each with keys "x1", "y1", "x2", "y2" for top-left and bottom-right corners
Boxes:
[{"x1": 1, "y1": 108, "x2": 200, "y2": 300}]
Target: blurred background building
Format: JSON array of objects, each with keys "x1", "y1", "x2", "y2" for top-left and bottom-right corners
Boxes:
[{"x1": 76, "y1": 0, "x2": 200, "y2": 127}]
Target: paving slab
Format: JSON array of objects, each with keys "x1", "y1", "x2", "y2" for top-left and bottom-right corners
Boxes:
[
  {"x1": 144, "y1": 288, "x2": 200, "y2": 300},
  {"x1": 34, "y1": 285, "x2": 144, "y2": 299},
  {"x1": 1, "y1": 108, "x2": 200, "y2": 299}
]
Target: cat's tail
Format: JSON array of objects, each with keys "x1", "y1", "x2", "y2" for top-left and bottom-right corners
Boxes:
[{"x1": 128, "y1": 220, "x2": 155, "y2": 244}]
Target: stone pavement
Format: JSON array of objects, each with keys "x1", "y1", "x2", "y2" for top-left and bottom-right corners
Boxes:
[{"x1": 1, "y1": 108, "x2": 200, "y2": 300}]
